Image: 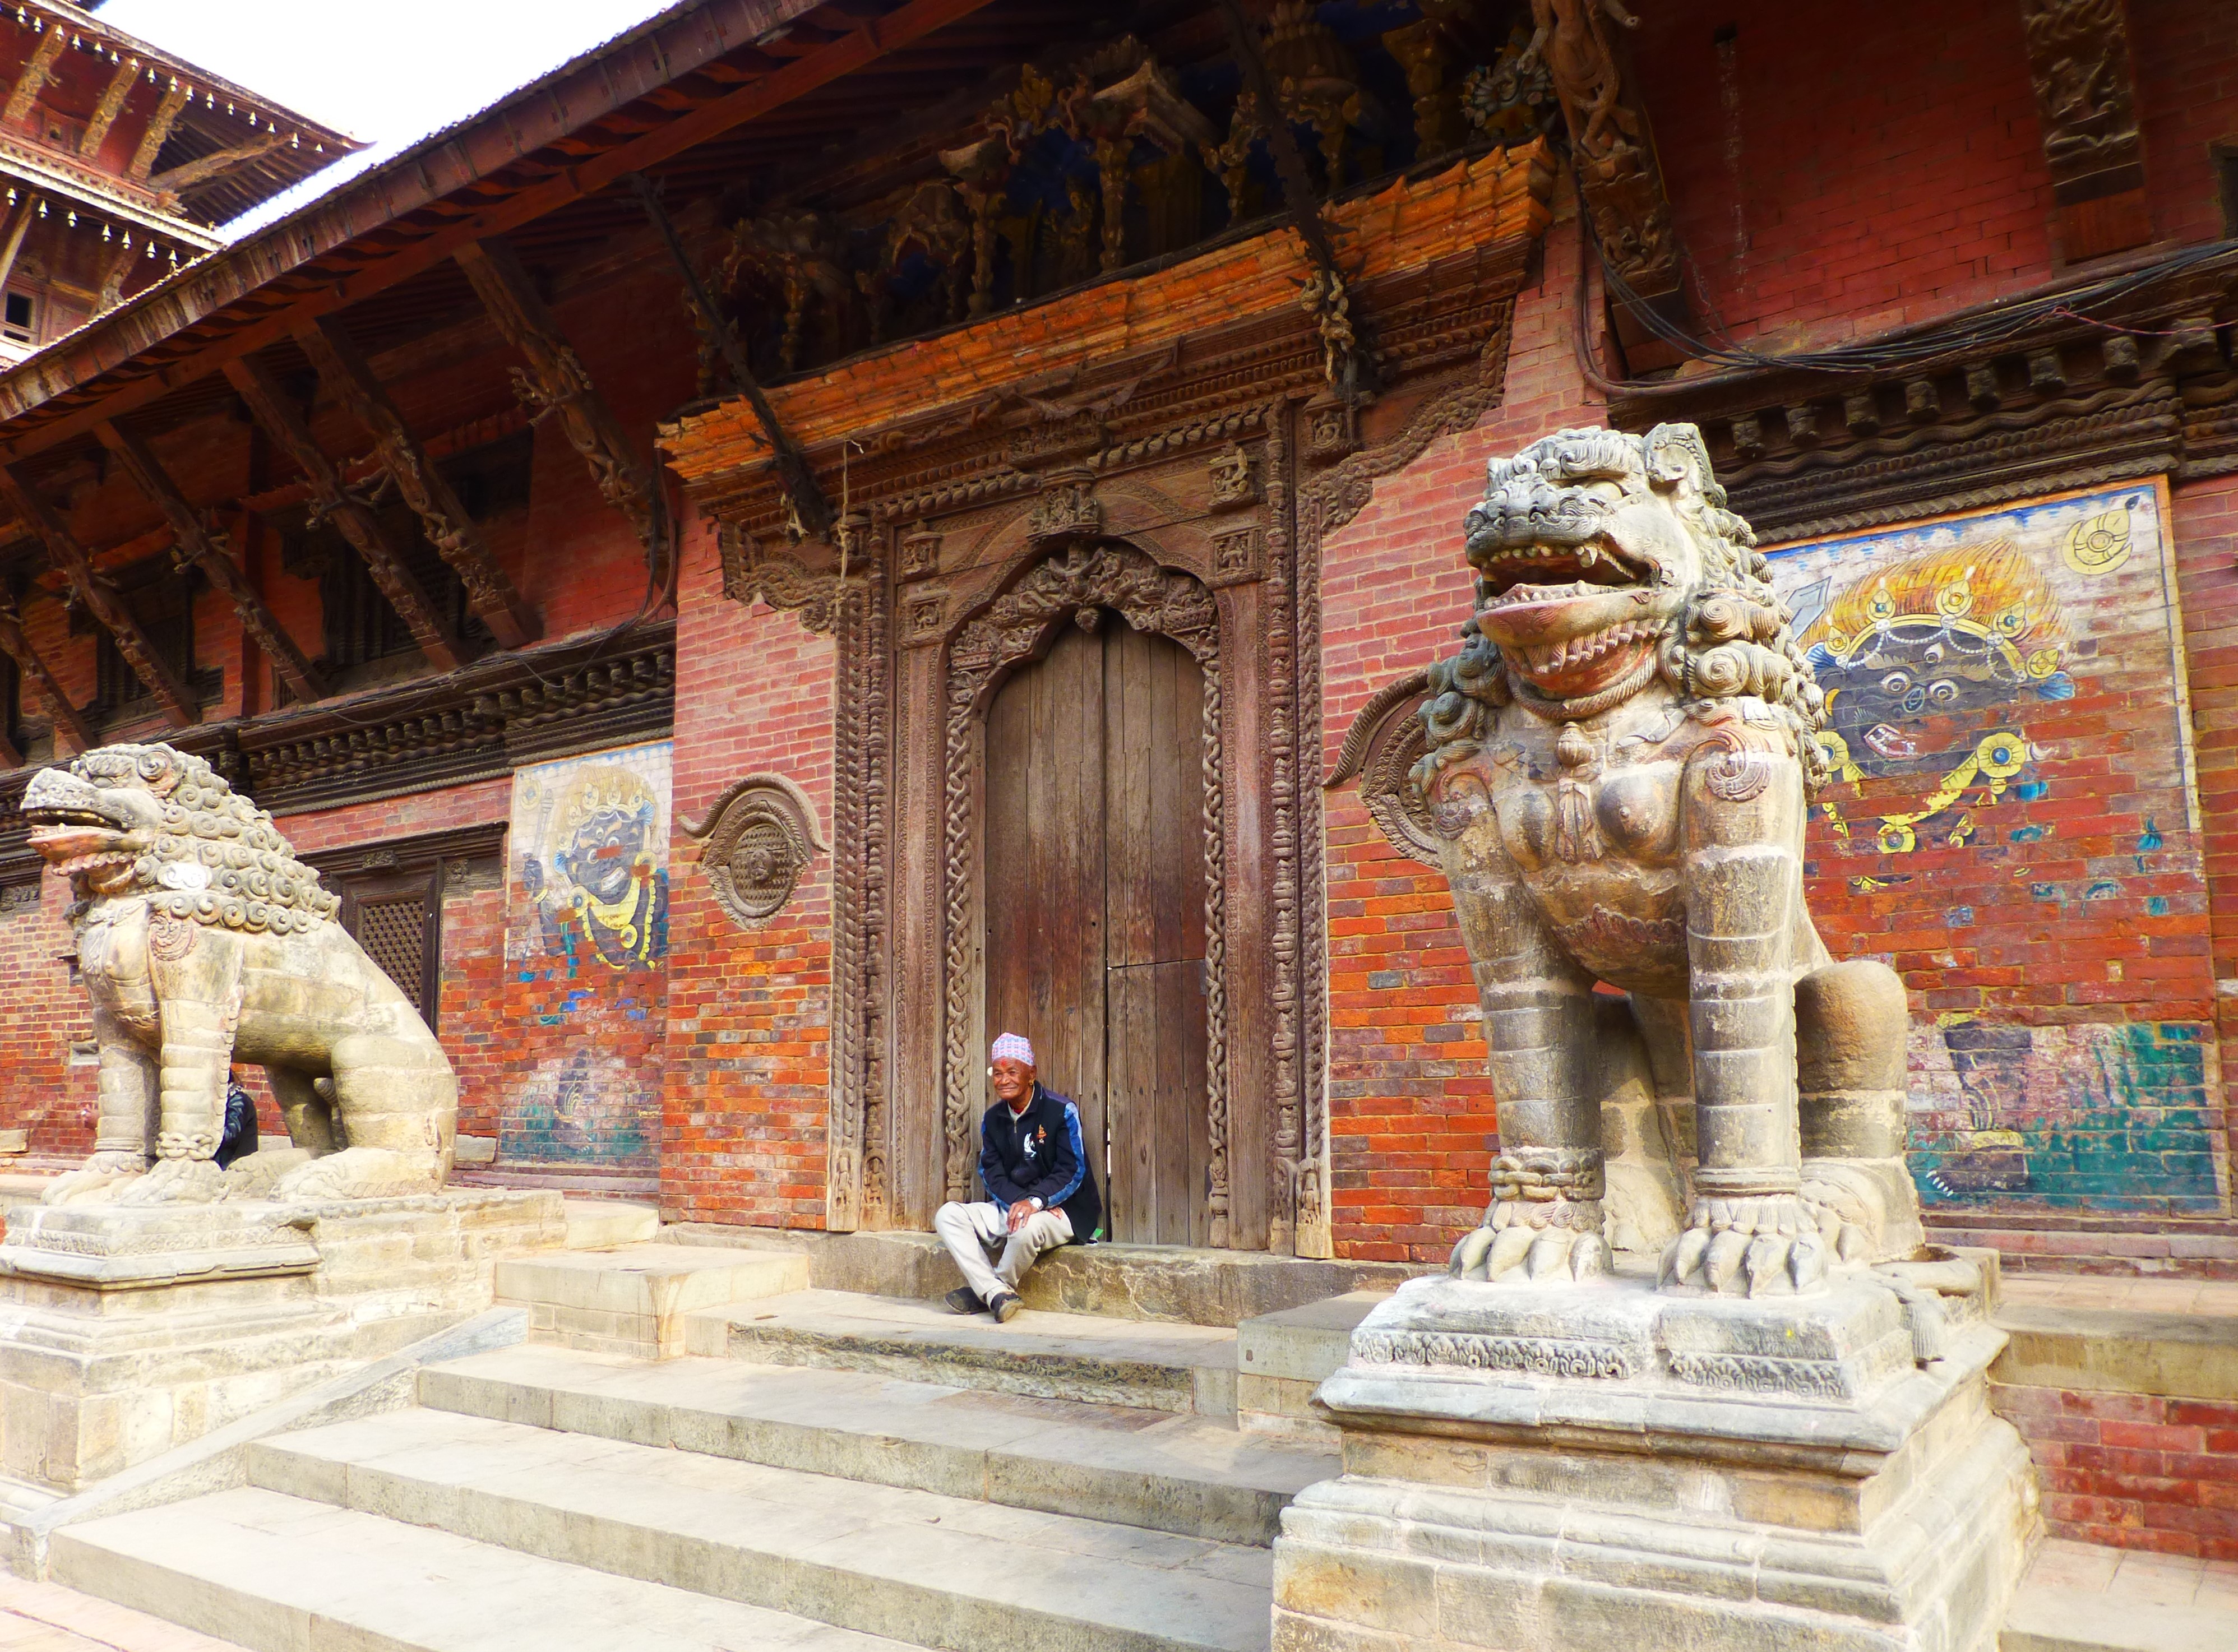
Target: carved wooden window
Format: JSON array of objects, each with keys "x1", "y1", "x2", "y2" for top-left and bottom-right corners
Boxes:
[
  {"x1": 89, "y1": 570, "x2": 218, "y2": 722},
  {"x1": 335, "y1": 866, "x2": 442, "y2": 1030},
  {"x1": 1, "y1": 289, "x2": 37, "y2": 346}
]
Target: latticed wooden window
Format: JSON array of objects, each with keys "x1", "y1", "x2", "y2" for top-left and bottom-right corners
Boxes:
[{"x1": 334, "y1": 867, "x2": 441, "y2": 1031}]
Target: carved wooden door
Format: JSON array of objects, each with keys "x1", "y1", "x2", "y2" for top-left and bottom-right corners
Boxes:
[{"x1": 984, "y1": 614, "x2": 1209, "y2": 1243}]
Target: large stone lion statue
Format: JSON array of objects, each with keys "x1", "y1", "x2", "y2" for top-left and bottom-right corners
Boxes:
[
  {"x1": 22, "y1": 743, "x2": 456, "y2": 1205},
  {"x1": 1410, "y1": 423, "x2": 1922, "y2": 1295}
]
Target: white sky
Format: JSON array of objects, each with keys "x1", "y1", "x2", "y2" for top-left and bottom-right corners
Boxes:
[{"x1": 96, "y1": 1, "x2": 682, "y2": 240}]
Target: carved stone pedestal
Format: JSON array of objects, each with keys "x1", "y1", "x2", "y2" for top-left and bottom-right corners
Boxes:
[
  {"x1": 0, "y1": 1182, "x2": 564, "y2": 1492},
  {"x1": 1274, "y1": 1258, "x2": 2040, "y2": 1652}
]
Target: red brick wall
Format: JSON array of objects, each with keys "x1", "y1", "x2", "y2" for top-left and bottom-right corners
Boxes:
[
  {"x1": 1317, "y1": 181, "x2": 1606, "y2": 1262},
  {"x1": 659, "y1": 519, "x2": 837, "y2": 1228},
  {"x1": 1995, "y1": 1382, "x2": 2238, "y2": 1558}
]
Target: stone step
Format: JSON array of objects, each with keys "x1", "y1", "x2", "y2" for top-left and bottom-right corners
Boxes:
[
  {"x1": 243, "y1": 1407, "x2": 1275, "y2": 1652},
  {"x1": 562, "y1": 1198, "x2": 661, "y2": 1250},
  {"x1": 420, "y1": 1341, "x2": 1335, "y2": 1545},
  {"x1": 685, "y1": 1289, "x2": 1241, "y2": 1414},
  {"x1": 2003, "y1": 1539, "x2": 2238, "y2": 1652},
  {"x1": 497, "y1": 1243, "x2": 808, "y2": 1359},
  {"x1": 50, "y1": 1485, "x2": 914, "y2": 1652}
]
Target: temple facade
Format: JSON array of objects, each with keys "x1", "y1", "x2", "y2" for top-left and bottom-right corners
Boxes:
[{"x1": 0, "y1": 0, "x2": 2230, "y2": 1298}]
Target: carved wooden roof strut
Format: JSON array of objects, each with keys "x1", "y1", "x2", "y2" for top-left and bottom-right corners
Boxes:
[
  {"x1": 93, "y1": 418, "x2": 331, "y2": 704},
  {"x1": 0, "y1": 594, "x2": 79, "y2": 756},
  {"x1": 453, "y1": 236, "x2": 660, "y2": 559},
  {"x1": 221, "y1": 354, "x2": 467, "y2": 673},
  {"x1": 0, "y1": 464, "x2": 200, "y2": 728},
  {"x1": 295, "y1": 317, "x2": 540, "y2": 650},
  {"x1": 127, "y1": 84, "x2": 189, "y2": 183},
  {"x1": 2018, "y1": 0, "x2": 2153, "y2": 261},
  {"x1": 622, "y1": 169, "x2": 831, "y2": 543},
  {"x1": 2, "y1": 29, "x2": 64, "y2": 127}
]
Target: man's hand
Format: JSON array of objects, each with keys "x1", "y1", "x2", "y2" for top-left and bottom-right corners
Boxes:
[{"x1": 1007, "y1": 1197, "x2": 1040, "y2": 1234}]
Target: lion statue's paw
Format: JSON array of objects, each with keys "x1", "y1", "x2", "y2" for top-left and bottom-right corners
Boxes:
[
  {"x1": 1450, "y1": 1204, "x2": 1610, "y2": 1284},
  {"x1": 1658, "y1": 1193, "x2": 1831, "y2": 1297},
  {"x1": 270, "y1": 1147, "x2": 440, "y2": 1204},
  {"x1": 40, "y1": 1150, "x2": 149, "y2": 1205},
  {"x1": 110, "y1": 1155, "x2": 226, "y2": 1206}
]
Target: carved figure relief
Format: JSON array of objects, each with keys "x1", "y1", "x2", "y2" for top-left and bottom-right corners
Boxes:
[
  {"x1": 681, "y1": 774, "x2": 829, "y2": 929},
  {"x1": 1525, "y1": 0, "x2": 1677, "y2": 292},
  {"x1": 21, "y1": 744, "x2": 457, "y2": 1206},
  {"x1": 1414, "y1": 425, "x2": 1925, "y2": 1296}
]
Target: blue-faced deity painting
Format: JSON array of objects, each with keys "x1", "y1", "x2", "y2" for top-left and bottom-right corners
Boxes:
[{"x1": 1769, "y1": 485, "x2": 2226, "y2": 1218}]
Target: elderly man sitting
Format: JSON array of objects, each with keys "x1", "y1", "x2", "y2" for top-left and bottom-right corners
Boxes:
[{"x1": 933, "y1": 1033, "x2": 1102, "y2": 1322}]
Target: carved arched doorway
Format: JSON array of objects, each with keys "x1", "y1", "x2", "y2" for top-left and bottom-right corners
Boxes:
[{"x1": 984, "y1": 610, "x2": 1210, "y2": 1244}]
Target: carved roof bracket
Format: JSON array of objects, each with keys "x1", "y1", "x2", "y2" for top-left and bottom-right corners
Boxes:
[
  {"x1": 454, "y1": 237, "x2": 661, "y2": 563},
  {"x1": 295, "y1": 317, "x2": 539, "y2": 650},
  {"x1": 2019, "y1": 0, "x2": 2153, "y2": 261},
  {"x1": 0, "y1": 590, "x2": 85, "y2": 755},
  {"x1": 623, "y1": 170, "x2": 832, "y2": 545},
  {"x1": 0, "y1": 463, "x2": 200, "y2": 728},
  {"x1": 94, "y1": 418, "x2": 331, "y2": 704},
  {"x1": 222, "y1": 354, "x2": 467, "y2": 674}
]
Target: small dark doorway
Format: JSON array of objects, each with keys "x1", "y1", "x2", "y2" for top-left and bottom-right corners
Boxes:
[{"x1": 983, "y1": 612, "x2": 1210, "y2": 1243}]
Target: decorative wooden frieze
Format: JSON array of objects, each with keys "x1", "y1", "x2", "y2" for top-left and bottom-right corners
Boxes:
[
  {"x1": 94, "y1": 419, "x2": 330, "y2": 705},
  {"x1": 0, "y1": 464, "x2": 200, "y2": 727},
  {"x1": 678, "y1": 773, "x2": 827, "y2": 930},
  {"x1": 896, "y1": 522, "x2": 943, "y2": 581},
  {"x1": 1025, "y1": 474, "x2": 1101, "y2": 542},
  {"x1": 901, "y1": 587, "x2": 949, "y2": 646},
  {"x1": 1207, "y1": 445, "x2": 1259, "y2": 511},
  {"x1": 718, "y1": 524, "x2": 842, "y2": 633},
  {"x1": 1305, "y1": 396, "x2": 1360, "y2": 460},
  {"x1": 296, "y1": 317, "x2": 539, "y2": 649},
  {"x1": 2018, "y1": 0, "x2": 2151, "y2": 260},
  {"x1": 223, "y1": 354, "x2": 467, "y2": 673},
  {"x1": 1207, "y1": 523, "x2": 1264, "y2": 586}
]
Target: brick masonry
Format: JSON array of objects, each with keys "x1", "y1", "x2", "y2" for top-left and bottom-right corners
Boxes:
[{"x1": 1994, "y1": 1383, "x2": 2238, "y2": 1559}]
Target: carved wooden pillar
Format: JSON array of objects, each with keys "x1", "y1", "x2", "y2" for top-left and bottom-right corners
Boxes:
[
  {"x1": 222, "y1": 355, "x2": 466, "y2": 673},
  {"x1": 453, "y1": 237, "x2": 658, "y2": 550},
  {"x1": 295, "y1": 318, "x2": 540, "y2": 649},
  {"x1": 0, "y1": 465, "x2": 200, "y2": 727},
  {"x1": 2018, "y1": 0, "x2": 2153, "y2": 260},
  {"x1": 94, "y1": 419, "x2": 330, "y2": 703}
]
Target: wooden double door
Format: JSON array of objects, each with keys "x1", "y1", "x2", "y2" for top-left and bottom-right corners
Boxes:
[{"x1": 983, "y1": 613, "x2": 1210, "y2": 1244}]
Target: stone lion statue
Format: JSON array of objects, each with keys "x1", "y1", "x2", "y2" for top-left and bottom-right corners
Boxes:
[
  {"x1": 1411, "y1": 424, "x2": 1922, "y2": 1295},
  {"x1": 22, "y1": 743, "x2": 456, "y2": 1205}
]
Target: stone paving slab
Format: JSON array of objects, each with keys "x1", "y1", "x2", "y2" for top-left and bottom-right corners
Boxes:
[
  {"x1": 420, "y1": 1340, "x2": 1333, "y2": 1543},
  {"x1": 689, "y1": 1289, "x2": 1242, "y2": 1414},
  {"x1": 0, "y1": 1574, "x2": 250, "y2": 1652},
  {"x1": 52, "y1": 1487, "x2": 913, "y2": 1652},
  {"x1": 243, "y1": 1406, "x2": 1274, "y2": 1651},
  {"x1": 2005, "y1": 1538, "x2": 2238, "y2": 1651}
]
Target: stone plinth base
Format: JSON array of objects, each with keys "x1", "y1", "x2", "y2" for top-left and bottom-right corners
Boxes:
[
  {"x1": 0, "y1": 1183, "x2": 563, "y2": 1492},
  {"x1": 1275, "y1": 1260, "x2": 2040, "y2": 1652}
]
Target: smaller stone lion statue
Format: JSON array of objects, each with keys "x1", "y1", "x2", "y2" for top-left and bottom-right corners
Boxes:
[
  {"x1": 22, "y1": 743, "x2": 456, "y2": 1205},
  {"x1": 1411, "y1": 424, "x2": 1922, "y2": 1297}
]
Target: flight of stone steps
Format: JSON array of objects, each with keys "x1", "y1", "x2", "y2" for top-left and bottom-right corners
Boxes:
[{"x1": 41, "y1": 1228, "x2": 1348, "y2": 1652}]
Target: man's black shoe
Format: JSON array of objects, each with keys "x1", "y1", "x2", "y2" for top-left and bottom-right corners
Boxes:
[
  {"x1": 944, "y1": 1286, "x2": 984, "y2": 1315},
  {"x1": 989, "y1": 1290, "x2": 1023, "y2": 1324}
]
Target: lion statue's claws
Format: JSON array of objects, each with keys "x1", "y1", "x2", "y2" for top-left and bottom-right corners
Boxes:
[
  {"x1": 110, "y1": 1155, "x2": 226, "y2": 1207},
  {"x1": 1450, "y1": 1206, "x2": 1608, "y2": 1284},
  {"x1": 1659, "y1": 1196, "x2": 1832, "y2": 1296},
  {"x1": 40, "y1": 1151, "x2": 149, "y2": 1205}
]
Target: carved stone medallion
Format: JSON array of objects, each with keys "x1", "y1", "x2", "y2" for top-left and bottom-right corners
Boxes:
[{"x1": 679, "y1": 774, "x2": 829, "y2": 929}]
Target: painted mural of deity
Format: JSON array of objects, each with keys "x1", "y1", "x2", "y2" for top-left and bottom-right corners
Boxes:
[{"x1": 516, "y1": 748, "x2": 671, "y2": 975}]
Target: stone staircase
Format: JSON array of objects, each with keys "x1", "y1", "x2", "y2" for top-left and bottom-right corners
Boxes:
[{"x1": 38, "y1": 1244, "x2": 1342, "y2": 1652}]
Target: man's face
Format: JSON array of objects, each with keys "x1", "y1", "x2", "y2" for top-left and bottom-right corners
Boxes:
[{"x1": 991, "y1": 1058, "x2": 1034, "y2": 1107}]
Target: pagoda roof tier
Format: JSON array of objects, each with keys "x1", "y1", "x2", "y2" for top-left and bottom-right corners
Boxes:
[{"x1": 0, "y1": 128, "x2": 219, "y2": 249}]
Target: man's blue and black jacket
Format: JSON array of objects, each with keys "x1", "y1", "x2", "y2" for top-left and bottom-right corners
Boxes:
[{"x1": 977, "y1": 1082, "x2": 1103, "y2": 1241}]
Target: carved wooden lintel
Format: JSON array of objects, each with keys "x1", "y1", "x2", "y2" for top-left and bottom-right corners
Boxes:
[
  {"x1": 0, "y1": 464, "x2": 200, "y2": 727},
  {"x1": 297, "y1": 318, "x2": 539, "y2": 649},
  {"x1": 223, "y1": 354, "x2": 466, "y2": 673},
  {"x1": 95, "y1": 418, "x2": 330, "y2": 704},
  {"x1": 454, "y1": 237, "x2": 658, "y2": 552},
  {"x1": 2019, "y1": 0, "x2": 2152, "y2": 260}
]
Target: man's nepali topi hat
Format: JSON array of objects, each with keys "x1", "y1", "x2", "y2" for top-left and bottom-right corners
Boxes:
[{"x1": 990, "y1": 1033, "x2": 1035, "y2": 1067}]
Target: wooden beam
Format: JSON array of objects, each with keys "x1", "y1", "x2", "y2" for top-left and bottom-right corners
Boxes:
[
  {"x1": 128, "y1": 82, "x2": 190, "y2": 181},
  {"x1": 151, "y1": 131, "x2": 289, "y2": 196},
  {"x1": 295, "y1": 316, "x2": 539, "y2": 648},
  {"x1": 453, "y1": 236, "x2": 657, "y2": 551},
  {"x1": 79, "y1": 57, "x2": 138, "y2": 158},
  {"x1": 221, "y1": 355, "x2": 466, "y2": 673},
  {"x1": 0, "y1": 465, "x2": 199, "y2": 726},
  {"x1": 94, "y1": 418, "x2": 330, "y2": 704},
  {"x1": 2, "y1": 30, "x2": 66, "y2": 127},
  {"x1": 0, "y1": 594, "x2": 82, "y2": 756},
  {"x1": 0, "y1": 0, "x2": 1007, "y2": 468}
]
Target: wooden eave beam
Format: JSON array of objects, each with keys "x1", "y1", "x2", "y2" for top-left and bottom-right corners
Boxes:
[
  {"x1": 452, "y1": 235, "x2": 659, "y2": 553},
  {"x1": 294, "y1": 316, "x2": 540, "y2": 648},
  {"x1": 0, "y1": 464, "x2": 200, "y2": 727},
  {"x1": 0, "y1": 0, "x2": 1007, "y2": 466},
  {"x1": 221, "y1": 354, "x2": 466, "y2": 673},
  {"x1": 0, "y1": 594, "x2": 84, "y2": 756},
  {"x1": 93, "y1": 418, "x2": 331, "y2": 704}
]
